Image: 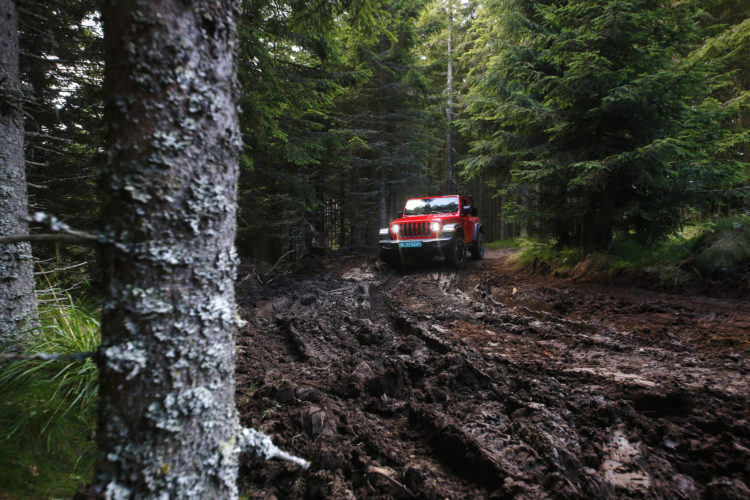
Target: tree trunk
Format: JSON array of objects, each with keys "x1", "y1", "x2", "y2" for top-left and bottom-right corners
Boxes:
[
  {"x1": 339, "y1": 182, "x2": 346, "y2": 248},
  {"x1": 445, "y1": 1, "x2": 454, "y2": 194},
  {"x1": 97, "y1": 0, "x2": 242, "y2": 497},
  {"x1": 0, "y1": 0, "x2": 37, "y2": 348},
  {"x1": 378, "y1": 57, "x2": 387, "y2": 228}
]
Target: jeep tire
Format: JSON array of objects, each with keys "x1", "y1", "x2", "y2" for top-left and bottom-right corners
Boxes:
[
  {"x1": 470, "y1": 232, "x2": 484, "y2": 260},
  {"x1": 446, "y1": 237, "x2": 467, "y2": 269}
]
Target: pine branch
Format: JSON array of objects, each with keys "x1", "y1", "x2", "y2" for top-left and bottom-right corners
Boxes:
[
  {"x1": 0, "y1": 232, "x2": 99, "y2": 244},
  {"x1": 34, "y1": 261, "x2": 88, "y2": 275},
  {"x1": 25, "y1": 132, "x2": 74, "y2": 143},
  {"x1": 1, "y1": 213, "x2": 100, "y2": 244},
  {"x1": 0, "y1": 351, "x2": 96, "y2": 362}
]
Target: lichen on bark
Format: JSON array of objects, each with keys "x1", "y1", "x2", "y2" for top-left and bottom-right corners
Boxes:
[
  {"x1": 97, "y1": 0, "x2": 244, "y2": 497},
  {"x1": 0, "y1": 0, "x2": 38, "y2": 348}
]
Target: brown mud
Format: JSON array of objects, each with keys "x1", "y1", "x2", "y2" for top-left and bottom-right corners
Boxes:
[{"x1": 235, "y1": 249, "x2": 750, "y2": 499}]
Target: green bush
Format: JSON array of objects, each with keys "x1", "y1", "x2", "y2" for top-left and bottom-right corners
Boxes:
[
  {"x1": 501, "y1": 237, "x2": 581, "y2": 272},
  {"x1": 607, "y1": 232, "x2": 698, "y2": 275},
  {"x1": 0, "y1": 293, "x2": 99, "y2": 497},
  {"x1": 504, "y1": 216, "x2": 750, "y2": 285},
  {"x1": 519, "y1": 242, "x2": 580, "y2": 271}
]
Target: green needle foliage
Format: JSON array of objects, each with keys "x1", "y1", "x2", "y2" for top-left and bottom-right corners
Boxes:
[
  {"x1": 0, "y1": 293, "x2": 99, "y2": 498},
  {"x1": 460, "y1": 0, "x2": 749, "y2": 256},
  {"x1": 236, "y1": 0, "x2": 389, "y2": 259}
]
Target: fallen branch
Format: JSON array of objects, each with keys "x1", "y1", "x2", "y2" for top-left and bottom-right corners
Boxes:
[
  {"x1": 253, "y1": 267, "x2": 264, "y2": 284},
  {"x1": 238, "y1": 427, "x2": 310, "y2": 469},
  {"x1": 268, "y1": 250, "x2": 295, "y2": 275},
  {"x1": 238, "y1": 251, "x2": 295, "y2": 285},
  {"x1": 265, "y1": 269, "x2": 291, "y2": 284},
  {"x1": 238, "y1": 265, "x2": 264, "y2": 285},
  {"x1": 367, "y1": 465, "x2": 416, "y2": 497}
]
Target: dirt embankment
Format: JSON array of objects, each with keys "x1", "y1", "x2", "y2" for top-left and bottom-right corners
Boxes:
[{"x1": 235, "y1": 249, "x2": 750, "y2": 499}]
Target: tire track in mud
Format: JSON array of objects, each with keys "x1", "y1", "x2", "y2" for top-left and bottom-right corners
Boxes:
[
  {"x1": 236, "y1": 252, "x2": 750, "y2": 499},
  {"x1": 385, "y1": 277, "x2": 608, "y2": 498}
]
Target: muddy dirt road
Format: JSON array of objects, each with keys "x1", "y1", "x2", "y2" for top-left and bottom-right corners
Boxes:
[{"x1": 235, "y1": 249, "x2": 750, "y2": 499}]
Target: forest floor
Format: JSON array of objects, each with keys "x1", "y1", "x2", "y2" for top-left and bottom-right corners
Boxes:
[{"x1": 235, "y1": 249, "x2": 750, "y2": 499}]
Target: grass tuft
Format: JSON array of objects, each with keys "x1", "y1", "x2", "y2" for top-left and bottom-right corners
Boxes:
[{"x1": 0, "y1": 292, "x2": 99, "y2": 498}]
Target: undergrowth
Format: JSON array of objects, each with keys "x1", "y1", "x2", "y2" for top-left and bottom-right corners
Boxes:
[
  {"x1": 0, "y1": 290, "x2": 100, "y2": 497},
  {"x1": 691, "y1": 218, "x2": 750, "y2": 279},
  {"x1": 514, "y1": 239, "x2": 581, "y2": 272},
  {"x1": 500, "y1": 215, "x2": 750, "y2": 287},
  {"x1": 485, "y1": 237, "x2": 523, "y2": 250}
]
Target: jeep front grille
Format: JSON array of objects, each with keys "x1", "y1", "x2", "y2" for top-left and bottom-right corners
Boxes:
[{"x1": 402, "y1": 221, "x2": 430, "y2": 238}]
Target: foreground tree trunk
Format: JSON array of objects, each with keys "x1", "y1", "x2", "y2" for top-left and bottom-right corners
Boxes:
[
  {"x1": 0, "y1": 0, "x2": 37, "y2": 348},
  {"x1": 97, "y1": 0, "x2": 241, "y2": 496}
]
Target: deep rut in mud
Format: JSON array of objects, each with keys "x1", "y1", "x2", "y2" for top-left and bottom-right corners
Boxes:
[{"x1": 235, "y1": 250, "x2": 750, "y2": 499}]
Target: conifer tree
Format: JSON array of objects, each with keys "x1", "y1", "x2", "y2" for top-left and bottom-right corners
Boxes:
[
  {"x1": 690, "y1": 0, "x2": 750, "y2": 212},
  {"x1": 419, "y1": 0, "x2": 476, "y2": 194},
  {"x1": 336, "y1": 0, "x2": 440, "y2": 232},
  {"x1": 235, "y1": 0, "x2": 394, "y2": 258},
  {"x1": 236, "y1": 0, "x2": 350, "y2": 260},
  {"x1": 460, "y1": 0, "x2": 746, "y2": 255},
  {"x1": 20, "y1": 0, "x2": 103, "y2": 234}
]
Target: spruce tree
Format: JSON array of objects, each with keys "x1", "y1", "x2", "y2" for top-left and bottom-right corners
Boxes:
[
  {"x1": 336, "y1": 0, "x2": 441, "y2": 233},
  {"x1": 235, "y1": 0, "x2": 385, "y2": 259},
  {"x1": 20, "y1": 0, "x2": 103, "y2": 234},
  {"x1": 461, "y1": 0, "x2": 745, "y2": 255}
]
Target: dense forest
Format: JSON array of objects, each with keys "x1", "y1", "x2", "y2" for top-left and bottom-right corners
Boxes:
[
  {"x1": 6, "y1": 0, "x2": 747, "y2": 264},
  {"x1": 1, "y1": 0, "x2": 748, "y2": 497}
]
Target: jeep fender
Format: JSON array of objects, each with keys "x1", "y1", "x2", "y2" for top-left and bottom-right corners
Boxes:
[{"x1": 473, "y1": 223, "x2": 482, "y2": 242}]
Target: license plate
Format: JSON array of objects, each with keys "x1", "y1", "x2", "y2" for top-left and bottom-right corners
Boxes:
[{"x1": 399, "y1": 241, "x2": 422, "y2": 248}]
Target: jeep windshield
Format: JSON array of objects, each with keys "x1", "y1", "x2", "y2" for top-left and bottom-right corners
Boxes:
[{"x1": 403, "y1": 197, "x2": 459, "y2": 216}]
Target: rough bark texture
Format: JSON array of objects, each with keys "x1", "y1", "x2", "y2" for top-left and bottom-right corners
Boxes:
[
  {"x1": 97, "y1": 0, "x2": 241, "y2": 497},
  {"x1": 0, "y1": 0, "x2": 37, "y2": 347}
]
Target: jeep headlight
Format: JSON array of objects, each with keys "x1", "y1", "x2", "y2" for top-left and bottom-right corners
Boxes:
[
  {"x1": 391, "y1": 224, "x2": 400, "y2": 235},
  {"x1": 430, "y1": 221, "x2": 442, "y2": 233}
]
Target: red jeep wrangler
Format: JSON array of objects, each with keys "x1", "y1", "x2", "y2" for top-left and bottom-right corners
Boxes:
[{"x1": 378, "y1": 195, "x2": 484, "y2": 268}]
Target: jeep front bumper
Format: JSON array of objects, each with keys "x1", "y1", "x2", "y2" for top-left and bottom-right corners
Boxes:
[{"x1": 379, "y1": 237, "x2": 456, "y2": 258}]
